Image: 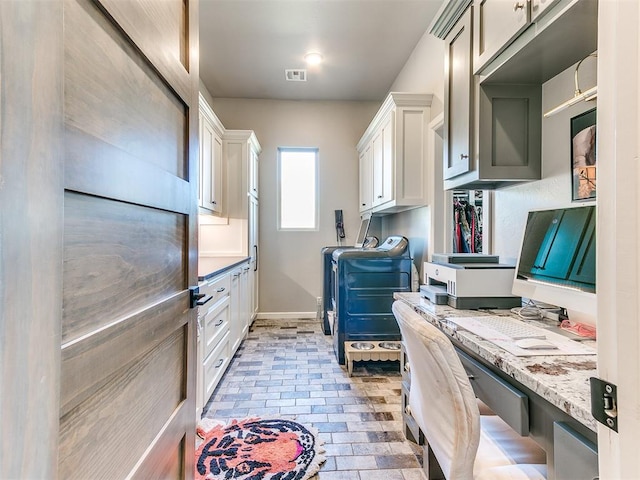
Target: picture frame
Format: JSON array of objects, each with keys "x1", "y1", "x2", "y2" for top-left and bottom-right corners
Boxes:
[{"x1": 570, "y1": 108, "x2": 597, "y2": 202}]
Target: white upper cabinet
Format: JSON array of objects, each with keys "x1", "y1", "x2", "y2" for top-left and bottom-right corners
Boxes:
[
  {"x1": 357, "y1": 92, "x2": 433, "y2": 215},
  {"x1": 199, "y1": 94, "x2": 225, "y2": 216},
  {"x1": 358, "y1": 145, "x2": 373, "y2": 213}
]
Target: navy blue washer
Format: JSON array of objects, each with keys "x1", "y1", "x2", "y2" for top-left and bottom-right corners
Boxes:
[{"x1": 331, "y1": 236, "x2": 412, "y2": 365}]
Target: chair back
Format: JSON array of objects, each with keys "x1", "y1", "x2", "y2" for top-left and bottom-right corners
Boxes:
[{"x1": 392, "y1": 301, "x2": 481, "y2": 480}]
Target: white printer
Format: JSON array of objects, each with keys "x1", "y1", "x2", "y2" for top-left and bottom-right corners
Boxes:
[{"x1": 421, "y1": 253, "x2": 521, "y2": 309}]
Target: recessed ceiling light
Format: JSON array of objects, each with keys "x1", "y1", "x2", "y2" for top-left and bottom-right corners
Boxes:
[{"x1": 304, "y1": 52, "x2": 323, "y2": 66}]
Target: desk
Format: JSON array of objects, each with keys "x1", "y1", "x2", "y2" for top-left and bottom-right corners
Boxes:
[{"x1": 394, "y1": 293, "x2": 598, "y2": 480}]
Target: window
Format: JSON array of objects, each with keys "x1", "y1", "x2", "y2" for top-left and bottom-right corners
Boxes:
[{"x1": 278, "y1": 147, "x2": 318, "y2": 230}]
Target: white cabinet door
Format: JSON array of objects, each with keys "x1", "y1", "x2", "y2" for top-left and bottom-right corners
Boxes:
[
  {"x1": 211, "y1": 132, "x2": 223, "y2": 215},
  {"x1": 199, "y1": 96, "x2": 224, "y2": 216},
  {"x1": 229, "y1": 266, "x2": 242, "y2": 353},
  {"x1": 241, "y1": 264, "x2": 250, "y2": 338},
  {"x1": 372, "y1": 114, "x2": 393, "y2": 207},
  {"x1": 359, "y1": 145, "x2": 373, "y2": 213},
  {"x1": 249, "y1": 196, "x2": 259, "y2": 319},
  {"x1": 249, "y1": 145, "x2": 259, "y2": 198}
]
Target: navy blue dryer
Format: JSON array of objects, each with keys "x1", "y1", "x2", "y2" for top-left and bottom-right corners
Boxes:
[{"x1": 331, "y1": 236, "x2": 412, "y2": 365}]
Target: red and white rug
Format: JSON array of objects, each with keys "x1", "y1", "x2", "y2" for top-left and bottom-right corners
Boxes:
[{"x1": 195, "y1": 417, "x2": 326, "y2": 480}]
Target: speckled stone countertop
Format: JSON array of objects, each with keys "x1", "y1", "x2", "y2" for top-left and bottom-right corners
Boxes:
[
  {"x1": 198, "y1": 256, "x2": 250, "y2": 281},
  {"x1": 394, "y1": 292, "x2": 598, "y2": 432}
]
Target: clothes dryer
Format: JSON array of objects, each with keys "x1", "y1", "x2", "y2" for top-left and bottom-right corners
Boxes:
[{"x1": 331, "y1": 236, "x2": 412, "y2": 365}]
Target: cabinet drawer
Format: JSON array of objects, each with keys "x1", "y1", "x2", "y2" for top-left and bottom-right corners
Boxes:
[
  {"x1": 457, "y1": 349, "x2": 530, "y2": 435},
  {"x1": 553, "y1": 421, "x2": 598, "y2": 480},
  {"x1": 200, "y1": 273, "x2": 231, "y2": 308},
  {"x1": 203, "y1": 332, "x2": 230, "y2": 404},
  {"x1": 204, "y1": 296, "x2": 230, "y2": 358}
]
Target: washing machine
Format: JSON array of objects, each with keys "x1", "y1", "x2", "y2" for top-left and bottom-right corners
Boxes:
[
  {"x1": 331, "y1": 235, "x2": 412, "y2": 365},
  {"x1": 320, "y1": 237, "x2": 378, "y2": 335}
]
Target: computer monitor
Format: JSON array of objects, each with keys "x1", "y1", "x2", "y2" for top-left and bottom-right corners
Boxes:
[
  {"x1": 354, "y1": 215, "x2": 372, "y2": 248},
  {"x1": 512, "y1": 205, "x2": 596, "y2": 327}
]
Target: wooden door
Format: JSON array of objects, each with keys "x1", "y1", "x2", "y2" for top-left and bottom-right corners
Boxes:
[
  {"x1": 1, "y1": 0, "x2": 199, "y2": 477},
  {"x1": 59, "y1": 0, "x2": 199, "y2": 478},
  {"x1": 1, "y1": 2, "x2": 65, "y2": 478}
]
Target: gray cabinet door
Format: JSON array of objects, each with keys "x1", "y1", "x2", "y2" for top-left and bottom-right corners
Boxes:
[
  {"x1": 444, "y1": 8, "x2": 474, "y2": 180},
  {"x1": 473, "y1": 0, "x2": 530, "y2": 72}
]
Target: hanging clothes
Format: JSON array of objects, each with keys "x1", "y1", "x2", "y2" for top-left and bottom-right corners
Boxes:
[{"x1": 453, "y1": 199, "x2": 482, "y2": 253}]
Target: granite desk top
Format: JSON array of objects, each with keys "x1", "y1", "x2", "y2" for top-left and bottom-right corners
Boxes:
[
  {"x1": 198, "y1": 256, "x2": 250, "y2": 281},
  {"x1": 394, "y1": 292, "x2": 597, "y2": 432}
]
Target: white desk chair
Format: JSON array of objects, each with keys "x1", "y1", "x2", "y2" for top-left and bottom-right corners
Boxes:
[{"x1": 392, "y1": 301, "x2": 547, "y2": 480}]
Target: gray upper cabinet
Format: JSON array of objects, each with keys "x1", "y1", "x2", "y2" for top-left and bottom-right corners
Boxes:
[
  {"x1": 443, "y1": 8, "x2": 473, "y2": 180},
  {"x1": 431, "y1": 0, "x2": 597, "y2": 191},
  {"x1": 473, "y1": 0, "x2": 531, "y2": 73}
]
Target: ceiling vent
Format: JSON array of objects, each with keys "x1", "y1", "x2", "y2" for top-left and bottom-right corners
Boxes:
[{"x1": 285, "y1": 69, "x2": 307, "y2": 82}]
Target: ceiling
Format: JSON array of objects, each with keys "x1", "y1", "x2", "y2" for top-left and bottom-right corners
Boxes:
[{"x1": 198, "y1": 0, "x2": 443, "y2": 102}]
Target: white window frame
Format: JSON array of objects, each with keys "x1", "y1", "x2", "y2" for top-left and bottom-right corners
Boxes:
[{"x1": 277, "y1": 147, "x2": 319, "y2": 231}]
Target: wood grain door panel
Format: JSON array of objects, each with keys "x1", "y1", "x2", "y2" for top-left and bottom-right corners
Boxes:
[
  {"x1": 59, "y1": 326, "x2": 187, "y2": 479},
  {"x1": 59, "y1": 0, "x2": 199, "y2": 478},
  {"x1": 65, "y1": 0, "x2": 187, "y2": 180},
  {"x1": 62, "y1": 193, "x2": 186, "y2": 344}
]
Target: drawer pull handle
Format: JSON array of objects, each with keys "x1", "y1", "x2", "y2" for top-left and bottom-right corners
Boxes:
[
  {"x1": 216, "y1": 287, "x2": 226, "y2": 293},
  {"x1": 460, "y1": 153, "x2": 469, "y2": 159},
  {"x1": 215, "y1": 319, "x2": 224, "y2": 327},
  {"x1": 404, "y1": 362, "x2": 411, "y2": 373},
  {"x1": 196, "y1": 294, "x2": 213, "y2": 306},
  {"x1": 215, "y1": 359, "x2": 224, "y2": 368},
  {"x1": 467, "y1": 374, "x2": 476, "y2": 380},
  {"x1": 513, "y1": 2, "x2": 525, "y2": 11}
]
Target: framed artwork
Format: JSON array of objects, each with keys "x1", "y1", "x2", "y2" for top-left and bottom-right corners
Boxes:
[{"x1": 571, "y1": 108, "x2": 597, "y2": 201}]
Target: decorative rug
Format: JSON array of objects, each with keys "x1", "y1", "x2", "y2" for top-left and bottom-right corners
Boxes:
[{"x1": 195, "y1": 417, "x2": 326, "y2": 480}]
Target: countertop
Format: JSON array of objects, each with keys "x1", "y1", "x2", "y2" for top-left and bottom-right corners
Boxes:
[
  {"x1": 394, "y1": 292, "x2": 598, "y2": 432},
  {"x1": 198, "y1": 256, "x2": 250, "y2": 281}
]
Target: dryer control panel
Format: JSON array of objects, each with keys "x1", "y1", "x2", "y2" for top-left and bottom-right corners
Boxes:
[{"x1": 377, "y1": 236, "x2": 408, "y2": 255}]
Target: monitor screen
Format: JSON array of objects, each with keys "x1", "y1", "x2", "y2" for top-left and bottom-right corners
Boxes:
[
  {"x1": 512, "y1": 205, "x2": 596, "y2": 327},
  {"x1": 354, "y1": 216, "x2": 371, "y2": 248}
]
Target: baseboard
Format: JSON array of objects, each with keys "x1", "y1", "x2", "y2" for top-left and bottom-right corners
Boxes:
[{"x1": 256, "y1": 312, "x2": 317, "y2": 320}]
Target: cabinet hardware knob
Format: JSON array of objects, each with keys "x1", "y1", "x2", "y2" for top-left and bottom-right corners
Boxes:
[
  {"x1": 377, "y1": 195, "x2": 383, "y2": 198},
  {"x1": 212, "y1": 200, "x2": 217, "y2": 205},
  {"x1": 362, "y1": 203, "x2": 366, "y2": 206},
  {"x1": 513, "y1": 2, "x2": 525, "y2": 11},
  {"x1": 460, "y1": 153, "x2": 469, "y2": 159}
]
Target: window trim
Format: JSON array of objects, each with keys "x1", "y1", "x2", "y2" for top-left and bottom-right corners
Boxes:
[{"x1": 277, "y1": 147, "x2": 319, "y2": 231}]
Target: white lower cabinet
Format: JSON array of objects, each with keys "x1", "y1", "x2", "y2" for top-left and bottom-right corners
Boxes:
[
  {"x1": 197, "y1": 260, "x2": 254, "y2": 413},
  {"x1": 203, "y1": 332, "x2": 230, "y2": 405}
]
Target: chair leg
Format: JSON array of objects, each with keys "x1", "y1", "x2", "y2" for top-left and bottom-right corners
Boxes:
[{"x1": 423, "y1": 443, "x2": 445, "y2": 480}]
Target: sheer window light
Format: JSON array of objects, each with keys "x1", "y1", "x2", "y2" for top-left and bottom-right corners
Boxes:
[{"x1": 278, "y1": 148, "x2": 318, "y2": 230}]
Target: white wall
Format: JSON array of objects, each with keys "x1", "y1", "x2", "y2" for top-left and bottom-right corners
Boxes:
[
  {"x1": 208, "y1": 98, "x2": 379, "y2": 315},
  {"x1": 381, "y1": 29, "x2": 446, "y2": 280}
]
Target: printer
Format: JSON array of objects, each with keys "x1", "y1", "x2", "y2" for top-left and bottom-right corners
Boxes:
[{"x1": 421, "y1": 253, "x2": 521, "y2": 309}]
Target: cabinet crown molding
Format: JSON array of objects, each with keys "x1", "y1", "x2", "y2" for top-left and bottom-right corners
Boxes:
[
  {"x1": 357, "y1": 92, "x2": 433, "y2": 151},
  {"x1": 429, "y1": 0, "x2": 473, "y2": 39},
  {"x1": 199, "y1": 92, "x2": 225, "y2": 136},
  {"x1": 223, "y1": 129, "x2": 262, "y2": 155}
]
